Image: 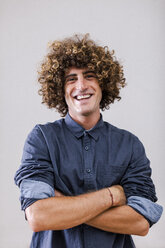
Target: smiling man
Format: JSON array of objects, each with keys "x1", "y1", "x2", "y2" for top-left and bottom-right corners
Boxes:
[
  {"x1": 64, "y1": 68, "x2": 102, "y2": 129},
  {"x1": 14, "y1": 34, "x2": 163, "y2": 248}
]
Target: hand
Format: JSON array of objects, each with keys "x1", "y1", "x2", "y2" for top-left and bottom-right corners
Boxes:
[
  {"x1": 55, "y1": 189, "x2": 64, "y2": 197},
  {"x1": 109, "y1": 185, "x2": 126, "y2": 207}
]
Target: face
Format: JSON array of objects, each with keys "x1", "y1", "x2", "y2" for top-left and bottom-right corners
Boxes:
[{"x1": 64, "y1": 67, "x2": 102, "y2": 120}]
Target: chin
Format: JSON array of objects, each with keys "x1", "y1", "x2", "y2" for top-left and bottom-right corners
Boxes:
[{"x1": 77, "y1": 110, "x2": 93, "y2": 116}]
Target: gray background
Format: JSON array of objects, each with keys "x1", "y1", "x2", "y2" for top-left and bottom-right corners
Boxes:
[{"x1": 0, "y1": 0, "x2": 165, "y2": 247}]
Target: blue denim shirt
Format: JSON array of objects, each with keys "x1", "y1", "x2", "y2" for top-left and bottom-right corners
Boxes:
[{"x1": 14, "y1": 114, "x2": 163, "y2": 248}]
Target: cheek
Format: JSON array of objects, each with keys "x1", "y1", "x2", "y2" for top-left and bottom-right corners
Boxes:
[
  {"x1": 64, "y1": 91, "x2": 69, "y2": 106},
  {"x1": 98, "y1": 87, "x2": 102, "y2": 102},
  {"x1": 64, "y1": 86, "x2": 73, "y2": 103},
  {"x1": 64, "y1": 86, "x2": 69, "y2": 98}
]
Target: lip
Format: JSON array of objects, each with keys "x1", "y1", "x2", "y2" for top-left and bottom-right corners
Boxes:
[
  {"x1": 72, "y1": 91, "x2": 93, "y2": 97},
  {"x1": 73, "y1": 94, "x2": 93, "y2": 102},
  {"x1": 75, "y1": 94, "x2": 93, "y2": 100}
]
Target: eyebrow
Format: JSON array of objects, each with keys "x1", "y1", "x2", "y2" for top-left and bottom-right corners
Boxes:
[
  {"x1": 83, "y1": 70, "x2": 96, "y2": 75},
  {"x1": 65, "y1": 73, "x2": 77, "y2": 79},
  {"x1": 65, "y1": 70, "x2": 96, "y2": 79}
]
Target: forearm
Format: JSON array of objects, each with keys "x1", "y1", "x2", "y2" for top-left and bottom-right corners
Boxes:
[
  {"x1": 26, "y1": 188, "x2": 112, "y2": 232},
  {"x1": 86, "y1": 205, "x2": 149, "y2": 236}
]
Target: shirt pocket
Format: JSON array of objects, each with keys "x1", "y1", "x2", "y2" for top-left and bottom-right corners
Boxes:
[{"x1": 97, "y1": 165, "x2": 127, "y2": 188}]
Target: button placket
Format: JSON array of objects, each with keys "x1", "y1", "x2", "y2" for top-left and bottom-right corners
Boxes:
[
  {"x1": 83, "y1": 133, "x2": 92, "y2": 184},
  {"x1": 82, "y1": 132, "x2": 97, "y2": 193}
]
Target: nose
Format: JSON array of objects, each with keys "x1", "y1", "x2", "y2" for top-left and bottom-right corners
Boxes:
[{"x1": 76, "y1": 76, "x2": 88, "y2": 91}]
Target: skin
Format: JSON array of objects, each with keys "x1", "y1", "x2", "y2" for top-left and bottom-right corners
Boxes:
[
  {"x1": 64, "y1": 67, "x2": 102, "y2": 130},
  {"x1": 25, "y1": 67, "x2": 149, "y2": 236},
  {"x1": 26, "y1": 186, "x2": 126, "y2": 232},
  {"x1": 55, "y1": 189, "x2": 149, "y2": 235}
]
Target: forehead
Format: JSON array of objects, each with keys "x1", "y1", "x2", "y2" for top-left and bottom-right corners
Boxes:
[{"x1": 65, "y1": 67, "x2": 94, "y2": 76}]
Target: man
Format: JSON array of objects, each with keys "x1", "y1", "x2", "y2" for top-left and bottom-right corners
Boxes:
[{"x1": 14, "y1": 34, "x2": 163, "y2": 248}]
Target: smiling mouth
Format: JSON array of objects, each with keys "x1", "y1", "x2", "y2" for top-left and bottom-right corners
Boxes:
[{"x1": 74, "y1": 94, "x2": 92, "y2": 100}]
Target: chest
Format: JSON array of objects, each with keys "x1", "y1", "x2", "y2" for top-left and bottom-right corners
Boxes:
[{"x1": 50, "y1": 133, "x2": 131, "y2": 195}]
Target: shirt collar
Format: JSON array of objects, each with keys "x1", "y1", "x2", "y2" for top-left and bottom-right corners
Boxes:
[{"x1": 64, "y1": 113, "x2": 104, "y2": 140}]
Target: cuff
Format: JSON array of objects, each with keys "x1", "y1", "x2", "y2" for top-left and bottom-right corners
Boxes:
[
  {"x1": 20, "y1": 179, "x2": 55, "y2": 210},
  {"x1": 127, "y1": 196, "x2": 163, "y2": 226}
]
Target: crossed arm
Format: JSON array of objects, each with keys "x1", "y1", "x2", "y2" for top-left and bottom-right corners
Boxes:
[{"x1": 25, "y1": 185, "x2": 149, "y2": 236}]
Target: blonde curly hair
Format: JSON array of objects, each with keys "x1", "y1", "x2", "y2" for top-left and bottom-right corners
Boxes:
[{"x1": 38, "y1": 34, "x2": 126, "y2": 116}]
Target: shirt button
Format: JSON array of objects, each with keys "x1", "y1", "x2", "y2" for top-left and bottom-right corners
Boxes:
[
  {"x1": 85, "y1": 146, "x2": 89, "y2": 150},
  {"x1": 86, "y1": 169, "x2": 91, "y2": 173}
]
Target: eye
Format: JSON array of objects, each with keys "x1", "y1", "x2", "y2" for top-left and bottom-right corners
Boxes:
[
  {"x1": 65, "y1": 77, "x2": 76, "y2": 84},
  {"x1": 68, "y1": 77, "x2": 75, "y2": 81},
  {"x1": 85, "y1": 73, "x2": 96, "y2": 79}
]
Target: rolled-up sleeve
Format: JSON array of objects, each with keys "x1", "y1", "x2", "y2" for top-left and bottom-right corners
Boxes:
[
  {"x1": 14, "y1": 125, "x2": 55, "y2": 210},
  {"x1": 121, "y1": 136, "x2": 157, "y2": 202},
  {"x1": 120, "y1": 135, "x2": 163, "y2": 225}
]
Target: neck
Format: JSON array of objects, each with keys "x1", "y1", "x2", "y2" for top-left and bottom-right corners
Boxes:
[{"x1": 69, "y1": 111, "x2": 101, "y2": 130}]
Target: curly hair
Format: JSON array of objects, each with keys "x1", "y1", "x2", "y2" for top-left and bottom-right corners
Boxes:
[{"x1": 38, "y1": 34, "x2": 126, "y2": 116}]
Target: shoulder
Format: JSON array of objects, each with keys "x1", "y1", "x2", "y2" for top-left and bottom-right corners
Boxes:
[
  {"x1": 103, "y1": 121, "x2": 147, "y2": 160},
  {"x1": 104, "y1": 121, "x2": 136, "y2": 138},
  {"x1": 103, "y1": 121, "x2": 142, "y2": 147},
  {"x1": 37, "y1": 118, "x2": 64, "y2": 133},
  {"x1": 27, "y1": 118, "x2": 65, "y2": 141}
]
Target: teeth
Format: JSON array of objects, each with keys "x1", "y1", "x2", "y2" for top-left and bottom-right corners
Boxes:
[{"x1": 76, "y1": 94, "x2": 91, "y2": 100}]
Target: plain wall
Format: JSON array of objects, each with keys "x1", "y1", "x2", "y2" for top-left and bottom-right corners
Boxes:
[{"x1": 0, "y1": 0, "x2": 165, "y2": 247}]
